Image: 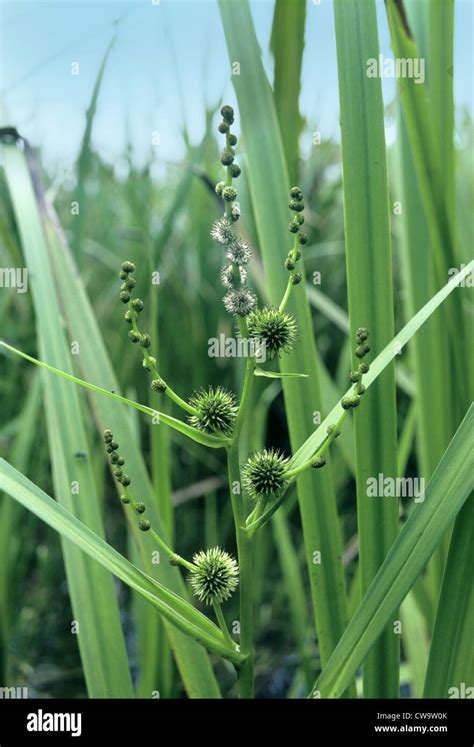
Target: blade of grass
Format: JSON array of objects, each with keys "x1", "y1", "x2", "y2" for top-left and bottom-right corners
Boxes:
[
  {"x1": 270, "y1": 0, "x2": 306, "y2": 183},
  {"x1": 423, "y1": 494, "x2": 474, "y2": 697},
  {"x1": 400, "y1": 592, "x2": 429, "y2": 698},
  {"x1": 309, "y1": 404, "x2": 473, "y2": 698},
  {"x1": 0, "y1": 459, "x2": 243, "y2": 666},
  {"x1": 1, "y1": 141, "x2": 134, "y2": 697},
  {"x1": 219, "y1": 0, "x2": 354, "y2": 691},
  {"x1": 334, "y1": 0, "x2": 400, "y2": 697}
]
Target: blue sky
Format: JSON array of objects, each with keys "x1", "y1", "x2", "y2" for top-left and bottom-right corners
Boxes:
[{"x1": 1, "y1": 0, "x2": 472, "y2": 173}]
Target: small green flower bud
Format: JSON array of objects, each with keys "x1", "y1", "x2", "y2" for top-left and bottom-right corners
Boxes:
[
  {"x1": 121, "y1": 475, "x2": 131, "y2": 487},
  {"x1": 139, "y1": 519, "x2": 151, "y2": 532},
  {"x1": 230, "y1": 163, "x2": 241, "y2": 178},
  {"x1": 222, "y1": 186, "x2": 237, "y2": 202},
  {"x1": 290, "y1": 186, "x2": 303, "y2": 200},
  {"x1": 294, "y1": 213, "x2": 304, "y2": 226},
  {"x1": 359, "y1": 362, "x2": 370, "y2": 374},
  {"x1": 128, "y1": 330, "x2": 141, "y2": 343},
  {"x1": 119, "y1": 270, "x2": 128, "y2": 280},
  {"x1": 294, "y1": 249, "x2": 301, "y2": 261},
  {"x1": 124, "y1": 310, "x2": 133, "y2": 324},
  {"x1": 143, "y1": 356, "x2": 156, "y2": 371},
  {"x1": 285, "y1": 257, "x2": 296, "y2": 271},
  {"x1": 221, "y1": 149, "x2": 234, "y2": 166},
  {"x1": 356, "y1": 327, "x2": 369, "y2": 341},
  {"x1": 355, "y1": 343, "x2": 370, "y2": 358},
  {"x1": 358, "y1": 384, "x2": 366, "y2": 395},
  {"x1": 132, "y1": 298, "x2": 144, "y2": 312},
  {"x1": 110, "y1": 452, "x2": 119, "y2": 464},
  {"x1": 121, "y1": 261, "x2": 135, "y2": 274},
  {"x1": 221, "y1": 105, "x2": 234, "y2": 124},
  {"x1": 215, "y1": 181, "x2": 225, "y2": 196},
  {"x1": 327, "y1": 424, "x2": 341, "y2": 438},
  {"x1": 291, "y1": 272, "x2": 302, "y2": 285},
  {"x1": 349, "y1": 371, "x2": 360, "y2": 383},
  {"x1": 289, "y1": 222, "x2": 299, "y2": 234},
  {"x1": 312, "y1": 455, "x2": 326, "y2": 469},
  {"x1": 120, "y1": 494, "x2": 130, "y2": 504},
  {"x1": 117, "y1": 456, "x2": 125, "y2": 466},
  {"x1": 140, "y1": 333, "x2": 151, "y2": 348},
  {"x1": 106, "y1": 445, "x2": 114, "y2": 454},
  {"x1": 110, "y1": 441, "x2": 119, "y2": 451},
  {"x1": 135, "y1": 501, "x2": 146, "y2": 514},
  {"x1": 114, "y1": 468, "x2": 123, "y2": 478},
  {"x1": 103, "y1": 429, "x2": 113, "y2": 442},
  {"x1": 218, "y1": 121, "x2": 229, "y2": 134},
  {"x1": 120, "y1": 290, "x2": 131, "y2": 304},
  {"x1": 151, "y1": 378, "x2": 167, "y2": 393},
  {"x1": 299, "y1": 233, "x2": 308, "y2": 245},
  {"x1": 125, "y1": 276, "x2": 136, "y2": 290},
  {"x1": 341, "y1": 397, "x2": 352, "y2": 410},
  {"x1": 288, "y1": 199, "x2": 304, "y2": 212},
  {"x1": 229, "y1": 133, "x2": 238, "y2": 146}
]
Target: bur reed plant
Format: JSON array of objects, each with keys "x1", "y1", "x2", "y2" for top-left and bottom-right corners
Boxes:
[{"x1": 94, "y1": 106, "x2": 372, "y2": 698}]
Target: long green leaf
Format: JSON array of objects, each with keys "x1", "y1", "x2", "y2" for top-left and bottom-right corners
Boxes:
[
  {"x1": 291, "y1": 260, "x2": 473, "y2": 470},
  {"x1": 2, "y1": 141, "x2": 134, "y2": 698},
  {"x1": 219, "y1": 0, "x2": 353, "y2": 689},
  {"x1": 309, "y1": 405, "x2": 474, "y2": 698},
  {"x1": 270, "y1": 0, "x2": 306, "y2": 183},
  {"x1": 0, "y1": 459, "x2": 243, "y2": 666},
  {"x1": 423, "y1": 495, "x2": 474, "y2": 697},
  {"x1": 334, "y1": 0, "x2": 399, "y2": 697}
]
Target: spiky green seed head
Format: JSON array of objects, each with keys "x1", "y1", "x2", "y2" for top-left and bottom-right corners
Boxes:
[
  {"x1": 222, "y1": 186, "x2": 237, "y2": 202},
  {"x1": 312, "y1": 455, "x2": 326, "y2": 469},
  {"x1": 135, "y1": 501, "x2": 146, "y2": 514},
  {"x1": 246, "y1": 307, "x2": 297, "y2": 359},
  {"x1": 121, "y1": 261, "x2": 135, "y2": 274},
  {"x1": 128, "y1": 330, "x2": 141, "y2": 343},
  {"x1": 132, "y1": 298, "x2": 144, "y2": 312},
  {"x1": 140, "y1": 333, "x2": 151, "y2": 349},
  {"x1": 223, "y1": 287, "x2": 257, "y2": 317},
  {"x1": 242, "y1": 448, "x2": 289, "y2": 501},
  {"x1": 189, "y1": 547, "x2": 239, "y2": 606},
  {"x1": 139, "y1": 519, "x2": 151, "y2": 532},
  {"x1": 230, "y1": 163, "x2": 241, "y2": 178},
  {"x1": 120, "y1": 290, "x2": 131, "y2": 304},
  {"x1": 221, "y1": 149, "x2": 235, "y2": 166},
  {"x1": 188, "y1": 386, "x2": 237, "y2": 437},
  {"x1": 291, "y1": 272, "x2": 302, "y2": 285},
  {"x1": 151, "y1": 378, "x2": 167, "y2": 393},
  {"x1": 229, "y1": 133, "x2": 238, "y2": 147},
  {"x1": 225, "y1": 239, "x2": 252, "y2": 266},
  {"x1": 221, "y1": 105, "x2": 235, "y2": 124}
]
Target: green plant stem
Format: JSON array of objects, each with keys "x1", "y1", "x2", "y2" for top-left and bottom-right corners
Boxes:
[
  {"x1": 279, "y1": 235, "x2": 299, "y2": 313},
  {"x1": 213, "y1": 602, "x2": 234, "y2": 648},
  {"x1": 129, "y1": 304, "x2": 198, "y2": 416},
  {"x1": 285, "y1": 410, "x2": 347, "y2": 479}
]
